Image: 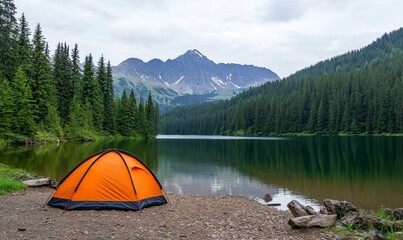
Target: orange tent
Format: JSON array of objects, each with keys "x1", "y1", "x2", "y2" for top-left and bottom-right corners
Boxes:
[{"x1": 47, "y1": 149, "x2": 168, "y2": 211}]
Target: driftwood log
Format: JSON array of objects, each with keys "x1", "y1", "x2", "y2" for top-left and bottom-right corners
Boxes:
[
  {"x1": 261, "y1": 203, "x2": 281, "y2": 206},
  {"x1": 288, "y1": 214, "x2": 336, "y2": 228},
  {"x1": 23, "y1": 177, "x2": 51, "y2": 187}
]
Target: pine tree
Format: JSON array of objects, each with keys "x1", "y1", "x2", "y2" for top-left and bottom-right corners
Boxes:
[
  {"x1": 137, "y1": 96, "x2": 146, "y2": 137},
  {"x1": 65, "y1": 96, "x2": 81, "y2": 140},
  {"x1": 0, "y1": 0, "x2": 18, "y2": 81},
  {"x1": 82, "y1": 54, "x2": 103, "y2": 131},
  {"x1": 96, "y1": 55, "x2": 109, "y2": 132},
  {"x1": 10, "y1": 66, "x2": 36, "y2": 137},
  {"x1": 16, "y1": 13, "x2": 32, "y2": 67},
  {"x1": 128, "y1": 89, "x2": 137, "y2": 135},
  {"x1": 117, "y1": 90, "x2": 130, "y2": 135},
  {"x1": 30, "y1": 24, "x2": 57, "y2": 123},
  {"x1": 53, "y1": 42, "x2": 74, "y2": 124},
  {"x1": 44, "y1": 103, "x2": 63, "y2": 138},
  {"x1": 154, "y1": 102, "x2": 160, "y2": 136},
  {"x1": 316, "y1": 83, "x2": 329, "y2": 133},
  {"x1": 146, "y1": 93, "x2": 155, "y2": 137},
  {"x1": 0, "y1": 79, "x2": 13, "y2": 135},
  {"x1": 96, "y1": 55, "x2": 107, "y2": 95},
  {"x1": 103, "y1": 61, "x2": 115, "y2": 133},
  {"x1": 71, "y1": 43, "x2": 81, "y2": 92}
]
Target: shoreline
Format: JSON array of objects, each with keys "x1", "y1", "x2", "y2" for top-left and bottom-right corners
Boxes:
[
  {"x1": 0, "y1": 187, "x2": 329, "y2": 239},
  {"x1": 1, "y1": 133, "x2": 402, "y2": 146}
]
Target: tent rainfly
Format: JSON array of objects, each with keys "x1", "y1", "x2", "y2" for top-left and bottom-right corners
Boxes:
[{"x1": 47, "y1": 149, "x2": 168, "y2": 211}]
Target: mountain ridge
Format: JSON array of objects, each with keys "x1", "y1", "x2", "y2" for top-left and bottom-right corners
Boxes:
[{"x1": 112, "y1": 50, "x2": 280, "y2": 110}]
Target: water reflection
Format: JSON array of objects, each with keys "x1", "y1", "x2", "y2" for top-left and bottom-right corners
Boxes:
[{"x1": 0, "y1": 136, "x2": 401, "y2": 210}]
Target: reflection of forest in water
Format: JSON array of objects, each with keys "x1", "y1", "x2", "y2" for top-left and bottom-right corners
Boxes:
[
  {"x1": 0, "y1": 140, "x2": 159, "y2": 180},
  {"x1": 156, "y1": 136, "x2": 403, "y2": 209},
  {"x1": 1, "y1": 136, "x2": 402, "y2": 210}
]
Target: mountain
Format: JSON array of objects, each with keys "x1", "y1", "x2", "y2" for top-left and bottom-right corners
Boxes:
[
  {"x1": 112, "y1": 50, "x2": 279, "y2": 110},
  {"x1": 162, "y1": 28, "x2": 403, "y2": 135}
]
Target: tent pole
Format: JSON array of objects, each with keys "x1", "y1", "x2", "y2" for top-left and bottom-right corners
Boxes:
[
  {"x1": 42, "y1": 189, "x2": 56, "y2": 208},
  {"x1": 162, "y1": 189, "x2": 171, "y2": 206},
  {"x1": 63, "y1": 191, "x2": 76, "y2": 213}
]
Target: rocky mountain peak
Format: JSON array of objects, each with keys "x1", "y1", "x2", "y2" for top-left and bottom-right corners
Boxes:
[{"x1": 112, "y1": 50, "x2": 280, "y2": 110}]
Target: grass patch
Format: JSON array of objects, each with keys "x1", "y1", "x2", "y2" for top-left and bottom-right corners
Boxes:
[
  {"x1": 323, "y1": 208, "x2": 403, "y2": 240},
  {"x1": 0, "y1": 165, "x2": 29, "y2": 195},
  {"x1": 323, "y1": 224, "x2": 364, "y2": 239},
  {"x1": 0, "y1": 177, "x2": 26, "y2": 195},
  {"x1": 371, "y1": 208, "x2": 397, "y2": 222},
  {"x1": 369, "y1": 208, "x2": 402, "y2": 238}
]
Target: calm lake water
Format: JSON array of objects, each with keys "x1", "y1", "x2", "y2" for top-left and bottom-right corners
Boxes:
[{"x1": 0, "y1": 135, "x2": 402, "y2": 210}]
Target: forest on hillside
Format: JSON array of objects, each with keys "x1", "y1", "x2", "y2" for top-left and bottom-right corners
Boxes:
[
  {"x1": 162, "y1": 29, "x2": 403, "y2": 135},
  {"x1": 0, "y1": 0, "x2": 158, "y2": 143}
]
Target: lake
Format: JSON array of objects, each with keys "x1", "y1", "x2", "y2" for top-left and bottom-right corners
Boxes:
[{"x1": 0, "y1": 136, "x2": 401, "y2": 211}]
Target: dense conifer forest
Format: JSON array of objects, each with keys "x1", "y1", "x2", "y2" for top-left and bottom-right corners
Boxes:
[
  {"x1": 162, "y1": 29, "x2": 403, "y2": 135},
  {"x1": 0, "y1": 0, "x2": 158, "y2": 143}
]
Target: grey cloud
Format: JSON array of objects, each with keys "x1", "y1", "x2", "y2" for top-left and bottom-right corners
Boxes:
[
  {"x1": 258, "y1": 0, "x2": 306, "y2": 22},
  {"x1": 13, "y1": 0, "x2": 403, "y2": 77}
]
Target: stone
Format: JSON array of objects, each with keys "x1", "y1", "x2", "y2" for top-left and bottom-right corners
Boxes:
[
  {"x1": 393, "y1": 220, "x2": 403, "y2": 229},
  {"x1": 394, "y1": 232, "x2": 403, "y2": 239},
  {"x1": 18, "y1": 227, "x2": 26, "y2": 231},
  {"x1": 287, "y1": 200, "x2": 309, "y2": 217},
  {"x1": 263, "y1": 193, "x2": 273, "y2": 203},
  {"x1": 305, "y1": 205, "x2": 316, "y2": 215},
  {"x1": 320, "y1": 206, "x2": 328, "y2": 214},
  {"x1": 356, "y1": 215, "x2": 403, "y2": 231},
  {"x1": 385, "y1": 208, "x2": 403, "y2": 220},
  {"x1": 335, "y1": 211, "x2": 359, "y2": 226},
  {"x1": 367, "y1": 230, "x2": 385, "y2": 240},
  {"x1": 288, "y1": 214, "x2": 337, "y2": 228},
  {"x1": 323, "y1": 199, "x2": 357, "y2": 219}
]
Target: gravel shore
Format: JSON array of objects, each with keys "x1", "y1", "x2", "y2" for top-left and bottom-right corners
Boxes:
[{"x1": 0, "y1": 187, "x2": 333, "y2": 239}]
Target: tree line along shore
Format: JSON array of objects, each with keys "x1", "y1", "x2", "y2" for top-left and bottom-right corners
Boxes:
[{"x1": 0, "y1": 1, "x2": 158, "y2": 145}]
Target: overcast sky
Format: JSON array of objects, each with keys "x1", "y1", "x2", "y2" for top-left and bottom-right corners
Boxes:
[{"x1": 14, "y1": 0, "x2": 403, "y2": 78}]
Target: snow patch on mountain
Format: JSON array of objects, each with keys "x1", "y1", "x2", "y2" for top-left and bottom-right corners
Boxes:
[{"x1": 174, "y1": 76, "x2": 185, "y2": 85}]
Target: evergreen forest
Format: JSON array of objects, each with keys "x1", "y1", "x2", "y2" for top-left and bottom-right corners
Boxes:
[
  {"x1": 0, "y1": 0, "x2": 158, "y2": 144},
  {"x1": 162, "y1": 28, "x2": 403, "y2": 135}
]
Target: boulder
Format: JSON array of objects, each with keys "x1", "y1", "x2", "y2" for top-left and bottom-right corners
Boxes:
[
  {"x1": 288, "y1": 214, "x2": 337, "y2": 228},
  {"x1": 323, "y1": 199, "x2": 357, "y2": 219},
  {"x1": 305, "y1": 205, "x2": 316, "y2": 215},
  {"x1": 320, "y1": 206, "x2": 329, "y2": 214},
  {"x1": 263, "y1": 193, "x2": 273, "y2": 203},
  {"x1": 356, "y1": 215, "x2": 403, "y2": 231},
  {"x1": 367, "y1": 230, "x2": 385, "y2": 240},
  {"x1": 385, "y1": 208, "x2": 403, "y2": 220},
  {"x1": 335, "y1": 211, "x2": 359, "y2": 226},
  {"x1": 287, "y1": 200, "x2": 309, "y2": 217}
]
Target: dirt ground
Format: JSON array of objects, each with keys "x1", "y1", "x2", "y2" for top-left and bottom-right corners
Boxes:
[{"x1": 0, "y1": 187, "x2": 335, "y2": 239}]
